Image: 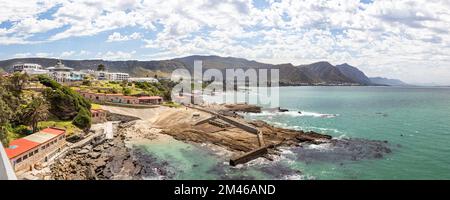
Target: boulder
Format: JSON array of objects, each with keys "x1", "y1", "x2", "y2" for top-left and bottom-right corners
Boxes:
[
  {"x1": 88, "y1": 152, "x2": 101, "y2": 159},
  {"x1": 77, "y1": 149, "x2": 90, "y2": 154},
  {"x1": 93, "y1": 146, "x2": 103, "y2": 152}
]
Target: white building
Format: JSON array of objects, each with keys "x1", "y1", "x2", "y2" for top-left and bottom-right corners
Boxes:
[
  {"x1": 95, "y1": 71, "x2": 108, "y2": 80},
  {"x1": 127, "y1": 77, "x2": 159, "y2": 83},
  {"x1": 107, "y1": 72, "x2": 129, "y2": 81},
  {"x1": 70, "y1": 71, "x2": 87, "y2": 81},
  {"x1": 13, "y1": 63, "x2": 49, "y2": 75},
  {"x1": 47, "y1": 60, "x2": 74, "y2": 83}
]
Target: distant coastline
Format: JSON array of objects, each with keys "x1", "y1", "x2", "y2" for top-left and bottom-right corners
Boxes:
[{"x1": 0, "y1": 55, "x2": 410, "y2": 87}]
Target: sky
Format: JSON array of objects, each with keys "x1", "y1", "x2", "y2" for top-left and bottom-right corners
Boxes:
[{"x1": 1, "y1": 0, "x2": 450, "y2": 85}]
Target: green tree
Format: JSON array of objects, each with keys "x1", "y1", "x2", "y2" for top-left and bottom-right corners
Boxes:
[
  {"x1": 20, "y1": 96, "x2": 49, "y2": 133},
  {"x1": 120, "y1": 80, "x2": 128, "y2": 88},
  {"x1": 82, "y1": 76, "x2": 92, "y2": 86},
  {"x1": 72, "y1": 107, "x2": 91, "y2": 133},
  {"x1": 0, "y1": 75, "x2": 22, "y2": 146},
  {"x1": 97, "y1": 64, "x2": 106, "y2": 71},
  {"x1": 8, "y1": 72, "x2": 29, "y2": 94},
  {"x1": 0, "y1": 98, "x2": 12, "y2": 146},
  {"x1": 123, "y1": 87, "x2": 132, "y2": 96},
  {"x1": 38, "y1": 75, "x2": 91, "y2": 123}
]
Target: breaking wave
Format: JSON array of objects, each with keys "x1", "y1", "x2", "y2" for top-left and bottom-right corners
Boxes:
[{"x1": 246, "y1": 110, "x2": 339, "y2": 118}]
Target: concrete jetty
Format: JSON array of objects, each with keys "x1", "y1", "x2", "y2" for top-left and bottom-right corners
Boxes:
[{"x1": 189, "y1": 105, "x2": 269, "y2": 165}]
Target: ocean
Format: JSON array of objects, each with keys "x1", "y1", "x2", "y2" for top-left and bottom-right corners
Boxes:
[{"x1": 135, "y1": 86, "x2": 450, "y2": 180}]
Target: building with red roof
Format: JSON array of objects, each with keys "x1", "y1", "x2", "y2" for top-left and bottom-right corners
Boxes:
[
  {"x1": 4, "y1": 127, "x2": 66, "y2": 172},
  {"x1": 77, "y1": 90, "x2": 163, "y2": 105},
  {"x1": 138, "y1": 96, "x2": 163, "y2": 104},
  {"x1": 91, "y1": 109, "x2": 107, "y2": 123}
]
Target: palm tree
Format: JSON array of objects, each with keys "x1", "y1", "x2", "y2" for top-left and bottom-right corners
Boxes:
[{"x1": 22, "y1": 97, "x2": 49, "y2": 133}]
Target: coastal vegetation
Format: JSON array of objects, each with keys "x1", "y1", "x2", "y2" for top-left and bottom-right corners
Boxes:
[
  {"x1": 161, "y1": 101, "x2": 181, "y2": 108},
  {"x1": 38, "y1": 75, "x2": 92, "y2": 132},
  {"x1": 1, "y1": 73, "x2": 32, "y2": 145},
  {"x1": 0, "y1": 73, "x2": 93, "y2": 146},
  {"x1": 74, "y1": 79, "x2": 176, "y2": 101}
]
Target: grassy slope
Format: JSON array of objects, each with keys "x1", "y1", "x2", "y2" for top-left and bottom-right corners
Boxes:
[
  {"x1": 74, "y1": 80, "x2": 151, "y2": 96},
  {"x1": 38, "y1": 116, "x2": 81, "y2": 137}
]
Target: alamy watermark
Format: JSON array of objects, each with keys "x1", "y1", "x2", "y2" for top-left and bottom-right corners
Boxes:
[{"x1": 170, "y1": 60, "x2": 280, "y2": 107}]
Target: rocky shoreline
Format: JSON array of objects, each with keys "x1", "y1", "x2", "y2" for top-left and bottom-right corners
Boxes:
[
  {"x1": 51, "y1": 122, "x2": 139, "y2": 180},
  {"x1": 41, "y1": 104, "x2": 392, "y2": 180},
  {"x1": 49, "y1": 119, "x2": 179, "y2": 180}
]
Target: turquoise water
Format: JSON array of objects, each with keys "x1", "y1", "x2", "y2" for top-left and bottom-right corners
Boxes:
[{"x1": 137, "y1": 86, "x2": 450, "y2": 180}]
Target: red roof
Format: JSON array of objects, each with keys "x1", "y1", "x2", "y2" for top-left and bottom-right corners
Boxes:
[
  {"x1": 138, "y1": 96, "x2": 162, "y2": 100},
  {"x1": 40, "y1": 128, "x2": 66, "y2": 136},
  {"x1": 5, "y1": 139, "x2": 40, "y2": 159}
]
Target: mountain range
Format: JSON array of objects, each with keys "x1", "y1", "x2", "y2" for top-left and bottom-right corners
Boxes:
[{"x1": 0, "y1": 55, "x2": 406, "y2": 86}]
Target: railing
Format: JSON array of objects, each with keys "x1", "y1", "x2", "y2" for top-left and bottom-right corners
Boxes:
[{"x1": 0, "y1": 143, "x2": 17, "y2": 180}]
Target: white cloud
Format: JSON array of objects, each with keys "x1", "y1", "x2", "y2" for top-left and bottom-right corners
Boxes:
[
  {"x1": 107, "y1": 32, "x2": 142, "y2": 42},
  {"x1": 35, "y1": 52, "x2": 53, "y2": 58},
  {"x1": 14, "y1": 52, "x2": 53, "y2": 58},
  {"x1": 96, "y1": 50, "x2": 137, "y2": 60},
  {"x1": 2, "y1": 0, "x2": 450, "y2": 84},
  {"x1": 60, "y1": 51, "x2": 76, "y2": 57},
  {"x1": 14, "y1": 52, "x2": 32, "y2": 58},
  {"x1": 78, "y1": 50, "x2": 90, "y2": 56}
]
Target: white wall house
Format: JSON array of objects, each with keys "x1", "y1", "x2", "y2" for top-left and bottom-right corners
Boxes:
[
  {"x1": 46, "y1": 60, "x2": 74, "y2": 83},
  {"x1": 95, "y1": 71, "x2": 108, "y2": 80},
  {"x1": 13, "y1": 63, "x2": 49, "y2": 75},
  {"x1": 127, "y1": 77, "x2": 159, "y2": 83},
  {"x1": 107, "y1": 72, "x2": 129, "y2": 81}
]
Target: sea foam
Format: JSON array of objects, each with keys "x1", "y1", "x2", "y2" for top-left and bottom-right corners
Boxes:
[{"x1": 247, "y1": 110, "x2": 339, "y2": 118}]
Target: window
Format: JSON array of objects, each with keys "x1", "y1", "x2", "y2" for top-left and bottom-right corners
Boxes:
[
  {"x1": 29, "y1": 152, "x2": 33, "y2": 157},
  {"x1": 23, "y1": 155, "x2": 28, "y2": 160},
  {"x1": 42, "y1": 146, "x2": 46, "y2": 150},
  {"x1": 34, "y1": 149, "x2": 38, "y2": 154},
  {"x1": 16, "y1": 158, "x2": 22, "y2": 163}
]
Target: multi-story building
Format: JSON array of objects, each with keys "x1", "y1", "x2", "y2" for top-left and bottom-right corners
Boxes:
[
  {"x1": 4, "y1": 127, "x2": 66, "y2": 172},
  {"x1": 107, "y1": 72, "x2": 130, "y2": 81},
  {"x1": 70, "y1": 71, "x2": 87, "y2": 81},
  {"x1": 95, "y1": 71, "x2": 108, "y2": 80},
  {"x1": 44, "y1": 60, "x2": 87, "y2": 82},
  {"x1": 13, "y1": 63, "x2": 49, "y2": 75},
  {"x1": 47, "y1": 60, "x2": 74, "y2": 83}
]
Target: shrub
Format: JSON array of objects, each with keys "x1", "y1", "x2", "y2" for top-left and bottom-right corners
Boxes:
[
  {"x1": 123, "y1": 87, "x2": 132, "y2": 96},
  {"x1": 39, "y1": 76, "x2": 91, "y2": 126},
  {"x1": 13, "y1": 125, "x2": 32, "y2": 135},
  {"x1": 72, "y1": 107, "x2": 91, "y2": 132}
]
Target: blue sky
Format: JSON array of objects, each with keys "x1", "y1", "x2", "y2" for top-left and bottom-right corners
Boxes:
[{"x1": 0, "y1": 0, "x2": 449, "y2": 85}]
